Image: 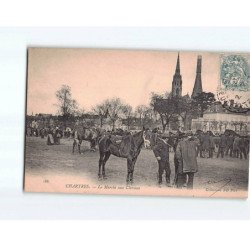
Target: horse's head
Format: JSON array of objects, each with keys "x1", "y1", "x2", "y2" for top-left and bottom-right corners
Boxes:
[
  {"x1": 131, "y1": 129, "x2": 146, "y2": 149},
  {"x1": 89, "y1": 128, "x2": 99, "y2": 140},
  {"x1": 142, "y1": 129, "x2": 153, "y2": 149}
]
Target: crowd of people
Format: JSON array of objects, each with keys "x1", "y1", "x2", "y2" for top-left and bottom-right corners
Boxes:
[
  {"x1": 26, "y1": 121, "x2": 249, "y2": 189},
  {"x1": 150, "y1": 128, "x2": 249, "y2": 189},
  {"x1": 196, "y1": 131, "x2": 249, "y2": 160},
  {"x1": 26, "y1": 125, "x2": 63, "y2": 145}
]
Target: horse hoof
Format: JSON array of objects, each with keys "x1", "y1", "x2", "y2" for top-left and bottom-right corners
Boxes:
[
  {"x1": 126, "y1": 181, "x2": 131, "y2": 187},
  {"x1": 98, "y1": 176, "x2": 102, "y2": 181},
  {"x1": 102, "y1": 176, "x2": 107, "y2": 180}
]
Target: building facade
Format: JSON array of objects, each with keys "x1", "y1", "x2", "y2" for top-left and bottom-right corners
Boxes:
[{"x1": 191, "y1": 102, "x2": 250, "y2": 135}]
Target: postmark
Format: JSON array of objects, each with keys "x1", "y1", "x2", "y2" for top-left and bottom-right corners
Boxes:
[{"x1": 217, "y1": 54, "x2": 250, "y2": 112}]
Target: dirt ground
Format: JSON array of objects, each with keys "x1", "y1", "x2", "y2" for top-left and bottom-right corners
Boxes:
[{"x1": 24, "y1": 137, "x2": 249, "y2": 195}]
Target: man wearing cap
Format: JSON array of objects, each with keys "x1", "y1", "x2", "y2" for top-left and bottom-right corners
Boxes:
[
  {"x1": 202, "y1": 131, "x2": 211, "y2": 158},
  {"x1": 217, "y1": 133, "x2": 227, "y2": 158},
  {"x1": 175, "y1": 132, "x2": 198, "y2": 189},
  {"x1": 152, "y1": 130, "x2": 171, "y2": 187}
]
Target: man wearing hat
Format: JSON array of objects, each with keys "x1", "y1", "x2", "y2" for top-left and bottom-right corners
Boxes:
[
  {"x1": 175, "y1": 132, "x2": 198, "y2": 189},
  {"x1": 152, "y1": 130, "x2": 171, "y2": 187}
]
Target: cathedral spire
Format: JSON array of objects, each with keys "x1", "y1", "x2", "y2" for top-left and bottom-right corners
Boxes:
[
  {"x1": 175, "y1": 52, "x2": 180, "y2": 74},
  {"x1": 171, "y1": 52, "x2": 182, "y2": 97},
  {"x1": 192, "y1": 55, "x2": 203, "y2": 98}
]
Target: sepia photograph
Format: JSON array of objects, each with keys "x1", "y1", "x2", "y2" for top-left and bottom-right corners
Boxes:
[
  {"x1": 24, "y1": 48, "x2": 249, "y2": 198},
  {"x1": 1, "y1": 4, "x2": 250, "y2": 250}
]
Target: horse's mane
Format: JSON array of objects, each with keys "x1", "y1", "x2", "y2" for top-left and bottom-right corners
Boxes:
[{"x1": 132, "y1": 130, "x2": 144, "y2": 149}]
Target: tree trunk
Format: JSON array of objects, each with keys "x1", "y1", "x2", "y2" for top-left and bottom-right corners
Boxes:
[
  {"x1": 112, "y1": 120, "x2": 115, "y2": 130},
  {"x1": 200, "y1": 105, "x2": 204, "y2": 117},
  {"x1": 63, "y1": 115, "x2": 67, "y2": 131},
  {"x1": 162, "y1": 123, "x2": 167, "y2": 132},
  {"x1": 100, "y1": 117, "x2": 103, "y2": 127},
  {"x1": 160, "y1": 115, "x2": 168, "y2": 132}
]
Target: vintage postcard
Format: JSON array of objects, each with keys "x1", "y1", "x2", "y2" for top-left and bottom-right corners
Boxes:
[{"x1": 24, "y1": 48, "x2": 249, "y2": 198}]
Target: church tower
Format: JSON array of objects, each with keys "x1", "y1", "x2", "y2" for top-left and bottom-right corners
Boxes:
[
  {"x1": 171, "y1": 53, "x2": 182, "y2": 97},
  {"x1": 191, "y1": 55, "x2": 203, "y2": 98}
]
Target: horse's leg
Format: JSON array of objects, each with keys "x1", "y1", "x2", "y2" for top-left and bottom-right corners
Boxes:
[
  {"x1": 102, "y1": 151, "x2": 111, "y2": 179},
  {"x1": 93, "y1": 139, "x2": 97, "y2": 151},
  {"x1": 90, "y1": 140, "x2": 96, "y2": 151},
  {"x1": 130, "y1": 156, "x2": 138, "y2": 184},
  {"x1": 78, "y1": 140, "x2": 81, "y2": 154},
  {"x1": 98, "y1": 152, "x2": 104, "y2": 179},
  {"x1": 72, "y1": 140, "x2": 76, "y2": 154}
]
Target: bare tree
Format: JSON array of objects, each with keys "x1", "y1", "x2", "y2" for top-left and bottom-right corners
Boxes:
[
  {"x1": 92, "y1": 100, "x2": 109, "y2": 127},
  {"x1": 122, "y1": 104, "x2": 133, "y2": 130},
  {"x1": 150, "y1": 93, "x2": 176, "y2": 132},
  {"x1": 135, "y1": 105, "x2": 149, "y2": 126},
  {"x1": 106, "y1": 98, "x2": 127, "y2": 130},
  {"x1": 55, "y1": 85, "x2": 78, "y2": 129}
]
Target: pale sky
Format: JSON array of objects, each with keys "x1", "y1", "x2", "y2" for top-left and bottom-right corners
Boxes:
[{"x1": 27, "y1": 48, "x2": 220, "y2": 115}]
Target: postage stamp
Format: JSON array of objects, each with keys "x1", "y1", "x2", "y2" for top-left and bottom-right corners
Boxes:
[{"x1": 217, "y1": 54, "x2": 250, "y2": 112}]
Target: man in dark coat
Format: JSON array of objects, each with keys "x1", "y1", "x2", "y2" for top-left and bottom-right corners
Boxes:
[
  {"x1": 217, "y1": 133, "x2": 227, "y2": 158},
  {"x1": 233, "y1": 135, "x2": 241, "y2": 158},
  {"x1": 175, "y1": 133, "x2": 198, "y2": 189},
  {"x1": 239, "y1": 136, "x2": 247, "y2": 160},
  {"x1": 209, "y1": 135, "x2": 215, "y2": 158},
  {"x1": 152, "y1": 133, "x2": 171, "y2": 186},
  {"x1": 225, "y1": 134, "x2": 234, "y2": 157},
  {"x1": 202, "y1": 131, "x2": 210, "y2": 158},
  {"x1": 196, "y1": 133, "x2": 204, "y2": 158}
]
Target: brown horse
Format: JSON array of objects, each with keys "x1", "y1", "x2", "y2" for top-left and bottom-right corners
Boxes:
[
  {"x1": 72, "y1": 127, "x2": 99, "y2": 154},
  {"x1": 98, "y1": 129, "x2": 146, "y2": 184}
]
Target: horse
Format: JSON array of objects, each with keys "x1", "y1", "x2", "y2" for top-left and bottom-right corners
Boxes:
[
  {"x1": 72, "y1": 127, "x2": 99, "y2": 154},
  {"x1": 98, "y1": 128, "x2": 146, "y2": 184}
]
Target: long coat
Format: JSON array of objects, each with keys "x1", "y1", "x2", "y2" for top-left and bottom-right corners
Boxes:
[
  {"x1": 201, "y1": 134, "x2": 210, "y2": 150},
  {"x1": 175, "y1": 138, "x2": 198, "y2": 174},
  {"x1": 209, "y1": 136, "x2": 215, "y2": 149}
]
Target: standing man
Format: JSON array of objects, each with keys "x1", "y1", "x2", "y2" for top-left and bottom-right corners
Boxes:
[
  {"x1": 225, "y1": 134, "x2": 234, "y2": 157},
  {"x1": 209, "y1": 133, "x2": 215, "y2": 158},
  {"x1": 196, "y1": 132, "x2": 204, "y2": 158},
  {"x1": 47, "y1": 126, "x2": 54, "y2": 145},
  {"x1": 202, "y1": 131, "x2": 210, "y2": 158},
  {"x1": 175, "y1": 133, "x2": 198, "y2": 189},
  {"x1": 152, "y1": 131, "x2": 171, "y2": 187},
  {"x1": 233, "y1": 135, "x2": 241, "y2": 158},
  {"x1": 217, "y1": 133, "x2": 227, "y2": 158},
  {"x1": 239, "y1": 136, "x2": 247, "y2": 160}
]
